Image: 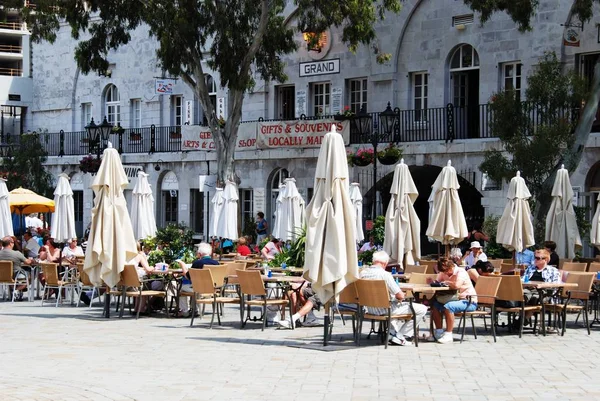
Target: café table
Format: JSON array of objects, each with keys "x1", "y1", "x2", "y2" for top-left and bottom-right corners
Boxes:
[
  {"x1": 522, "y1": 280, "x2": 578, "y2": 335},
  {"x1": 268, "y1": 266, "x2": 304, "y2": 276},
  {"x1": 147, "y1": 268, "x2": 184, "y2": 317}
]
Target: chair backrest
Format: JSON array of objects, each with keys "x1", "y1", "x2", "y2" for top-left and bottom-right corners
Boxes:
[
  {"x1": 500, "y1": 263, "x2": 515, "y2": 273},
  {"x1": 588, "y1": 262, "x2": 600, "y2": 273},
  {"x1": 561, "y1": 262, "x2": 587, "y2": 272},
  {"x1": 75, "y1": 255, "x2": 85, "y2": 264},
  {"x1": 205, "y1": 265, "x2": 229, "y2": 287},
  {"x1": 339, "y1": 282, "x2": 359, "y2": 304},
  {"x1": 495, "y1": 275, "x2": 524, "y2": 302},
  {"x1": 558, "y1": 258, "x2": 573, "y2": 269},
  {"x1": 0, "y1": 260, "x2": 13, "y2": 282},
  {"x1": 41, "y1": 262, "x2": 60, "y2": 286},
  {"x1": 488, "y1": 259, "x2": 502, "y2": 269},
  {"x1": 408, "y1": 273, "x2": 438, "y2": 284},
  {"x1": 404, "y1": 265, "x2": 427, "y2": 275},
  {"x1": 236, "y1": 269, "x2": 266, "y2": 296},
  {"x1": 474, "y1": 276, "x2": 502, "y2": 305},
  {"x1": 224, "y1": 262, "x2": 246, "y2": 277},
  {"x1": 355, "y1": 279, "x2": 390, "y2": 309},
  {"x1": 120, "y1": 264, "x2": 141, "y2": 288},
  {"x1": 188, "y1": 268, "x2": 216, "y2": 295},
  {"x1": 419, "y1": 260, "x2": 438, "y2": 274},
  {"x1": 560, "y1": 272, "x2": 595, "y2": 299},
  {"x1": 76, "y1": 263, "x2": 94, "y2": 287}
]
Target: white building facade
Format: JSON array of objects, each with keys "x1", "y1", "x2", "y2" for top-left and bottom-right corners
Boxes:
[{"x1": 12, "y1": 1, "x2": 600, "y2": 254}]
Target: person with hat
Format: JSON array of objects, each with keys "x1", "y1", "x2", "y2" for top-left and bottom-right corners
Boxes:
[{"x1": 461, "y1": 241, "x2": 487, "y2": 268}]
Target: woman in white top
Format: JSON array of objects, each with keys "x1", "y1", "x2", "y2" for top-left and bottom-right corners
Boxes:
[
  {"x1": 261, "y1": 237, "x2": 282, "y2": 260},
  {"x1": 62, "y1": 238, "x2": 84, "y2": 263}
]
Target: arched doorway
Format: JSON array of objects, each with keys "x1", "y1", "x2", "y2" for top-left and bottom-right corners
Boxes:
[
  {"x1": 448, "y1": 44, "x2": 480, "y2": 139},
  {"x1": 267, "y1": 168, "x2": 289, "y2": 231},
  {"x1": 364, "y1": 165, "x2": 484, "y2": 255}
]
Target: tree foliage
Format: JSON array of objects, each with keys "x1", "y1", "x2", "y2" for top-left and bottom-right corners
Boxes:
[
  {"x1": 464, "y1": 0, "x2": 598, "y2": 31},
  {"x1": 480, "y1": 52, "x2": 587, "y2": 227},
  {"x1": 0, "y1": 133, "x2": 53, "y2": 197},
  {"x1": 8, "y1": 0, "x2": 402, "y2": 183}
]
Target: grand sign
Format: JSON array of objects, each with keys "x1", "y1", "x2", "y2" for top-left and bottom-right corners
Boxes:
[{"x1": 299, "y1": 59, "x2": 340, "y2": 77}]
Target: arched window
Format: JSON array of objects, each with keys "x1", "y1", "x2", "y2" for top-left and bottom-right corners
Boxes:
[
  {"x1": 449, "y1": 44, "x2": 479, "y2": 71},
  {"x1": 104, "y1": 84, "x2": 121, "y2": 124}
]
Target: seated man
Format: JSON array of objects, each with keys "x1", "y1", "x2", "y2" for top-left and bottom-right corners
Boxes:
[
  {"x1": 461, "y1": 241, "x2": 487, "y2": 267},
  {"x1": 0, "y1": 236, "x2": 34, "y2": 300},
  {"x1": 360, "y1": 250, "x2": 428, "y2": 346},
  {"x1": 177, "y1": 242, "x2": 219, "y2": 317},
  {"x1": 22, "y1": 231, "x2": 40, "y2": 258}
]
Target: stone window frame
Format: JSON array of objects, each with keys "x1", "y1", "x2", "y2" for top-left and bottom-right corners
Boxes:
[
  {"x1": 104, "y1": 84, "x2": 121, "y2": 125},
  {"x1": 130, "y1": 98, "x2": 142, "y2": 128},
  {"x1": 348, "y1": 77, "x2": 368, "y2": 114},
  {"x1": 172, "y1": 95, "x2": 183, "y2": 126},
  {"x1": 311, "y1": 81, "x2": 331, "y2": 116},
  {"x1": 502, "y1": 61, "x2": 522, "y2": 99},
  {"x1": 81, "y1": 102, "x2": 92, "y2": 130},
  {"x1": 411, "y1": 71, "x2": 428, "y2": 122}
]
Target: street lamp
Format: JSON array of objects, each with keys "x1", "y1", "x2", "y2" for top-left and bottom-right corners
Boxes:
[
  {"x1": 85, "y1": 117, "x2": 113, "y2": 159},
  {"x1": 354, "y1": 103, "x2": 397, "y2": 219}
]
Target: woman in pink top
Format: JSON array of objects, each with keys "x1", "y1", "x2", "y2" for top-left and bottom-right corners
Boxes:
[{"x1": 428, "y1": 257, "x2": 478, "y2": 344}]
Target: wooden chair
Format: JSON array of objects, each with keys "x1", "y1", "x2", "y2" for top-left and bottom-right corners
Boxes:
[
  {"x1": 561, "y1": 262, "x2": 587, "y2": 272},
  {"x1": 354, "y1": 279, "x2": 418, "y2": 348},
  {"x1": 500, "y1": 263, "x2": 515, "y2": 274},
  {"x1": 0, "y1": 260, "x2": 32, "y2": 302},
  {"x1": 188, "y1": 268, "x2": 240, "y2": 328},
  {"x1": 407, "y1": 273, "x2": 438, "y2": 299},
  {"x1": 545, "y1": 272, "x2": 595, "y2": 336},
  {"x1": 236, "y1": 270, "x2": 291, "y2": 331},
  {"x1": 224, "y1": 262, "x2": 247, "y2": 295},
  {"x1": 325, "y1": 282, "x2": 359, "y2": 344},
  {"x1": 455, "y1": 276, "x2": 502, "y2": 343},
  {"x1": 488, "y1": 259, "x2": 502, "y2": 270},
  {"x1": 76, "y1": 263, "x2": 102, "y2": 307},
  {"x1": 121, "y1": 264, "x2": 167, "y2": 319},
  {"x1": 40, "y1": 262, "x2": 78, "y2": 307},
  {"x1": 495, "y1": 276, "x2": 543, "y2": 337},
  {"x1": 557, "y1": 258, "x2": 572, "y2": 269},
  {"x1": 587, "y1": 262, "x2": 600, "y2": 273},
  {"x1": 418, "y1": 260, "x2": 438, "y2": 274},
  {"x1": 404, "y1": 265, "x2": 427, "y2": 275}
]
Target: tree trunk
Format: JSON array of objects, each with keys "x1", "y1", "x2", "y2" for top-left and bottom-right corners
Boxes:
[{"x1": 532, "y1": 59, "x2": 600, "y2": 230}]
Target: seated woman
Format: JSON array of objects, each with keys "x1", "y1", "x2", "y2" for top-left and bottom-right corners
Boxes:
[
  {"x1": 38, "y1": 237, "x2": 61, "y2": 263},
  {"x1": 261, "y1": 237, "x2": 281, "y2": 261},
  {"x1": 428, "y1": 257, "x2": 477, "y2": 344},
  {"x1": 62, "y1": 238, "x2": 84, "y2": 263},
  {"x1": 236, "y1": 237, "x2": 252, "y2": 258},
  {"x1": 130, "y1": 243, "x2": 164, "y2": 314}
]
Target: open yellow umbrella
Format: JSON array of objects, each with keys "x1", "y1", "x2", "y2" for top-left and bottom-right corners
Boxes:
[{"x1": 9, "y1": 187, "x2": 55, "y2": 214}]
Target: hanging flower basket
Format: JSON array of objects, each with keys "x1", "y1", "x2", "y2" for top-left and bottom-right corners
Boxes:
[
  {"x1": 377, "y1": 143, "x2": 402, "y2": 165},
  {"x1": 347, "y1": 148, "x2": 374, "y2": 167},
  {"x1": 130, "y1": 133, "x2": 142, "y2": 141},
  {"x1": 79, "y1": 154, "x2": 101, "y2": 174}
]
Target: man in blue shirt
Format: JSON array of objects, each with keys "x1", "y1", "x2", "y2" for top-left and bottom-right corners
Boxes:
[
  {"x1": 516, "y1": 248, "x2": 534, "y2": 267},
  {"x1": 177, "y1": 242, "x2": 219, "y2": 317}
]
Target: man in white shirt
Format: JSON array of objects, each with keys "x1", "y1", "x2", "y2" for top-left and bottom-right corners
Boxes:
[
  {"x1": 359, "y1": 251, "x2": 428, "y2": 346},
  {"x1": 358, "y1": 236, "x2": 375, "y2": 254},
  {"x1": 22, "y1": 231, "x2": 40, "y2": 258},
  {"x1": 461, "y1": 241, "x2": 487, "y2": 267}
]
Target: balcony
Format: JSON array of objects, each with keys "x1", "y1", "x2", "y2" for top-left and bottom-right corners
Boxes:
[
  {"x1": 0, "y1": 67, "x2": 22, "y2": 76},
  {"x1": 0, "y1": 44, "x2": 22, "y2": 54},
  {"x1": 0, "y1": 102, "x2": 580, "y2": 158},
  {"x1": 0, "y1": 22, "x2": 24, "y2": 31}
]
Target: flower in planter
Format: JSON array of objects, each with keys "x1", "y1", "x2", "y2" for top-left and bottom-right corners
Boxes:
[
  {"x1": 377, "y1": 143, "x2": 402, "y2": 162},
  {"x1": 78, "y1": 154, "x2": 102, "y2": 174},
  {"x1": 336, "y1": 105, "x2": 355, "y2": 118},
  {"x1": 347, "y1": 148, "x2": 374, "y2": 166},
  {"x1": 217, "y1": 116, "x2": 226, "y2": 128}
]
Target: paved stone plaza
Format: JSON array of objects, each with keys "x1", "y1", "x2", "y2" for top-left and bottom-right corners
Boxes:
[{"x1": 1, "y1": 301, "x2": 600, "y2": 401}]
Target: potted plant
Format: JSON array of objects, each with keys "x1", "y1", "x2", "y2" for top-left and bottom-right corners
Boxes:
[
  {"x1": 78, "y1": 154, "x2": 102, "y2": 174},
  {"x1": 130, "y1": 132, "x2": 142, "y2": 141},
  {"x1": 347, "y1": 148, "x2": 374, "y2": 167},
  {"x1": 334, "y1": 105, "x2": 354, "y2": 121},
  {"x1": 169, "y1": 131, "x2": 182, "y2": 139},
  {"x1": 377, "y1": 143, "x2": 402, "y2": 165},
  {"x1": 217, "y1": 116, "x2": 226, "y2": 128}
]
